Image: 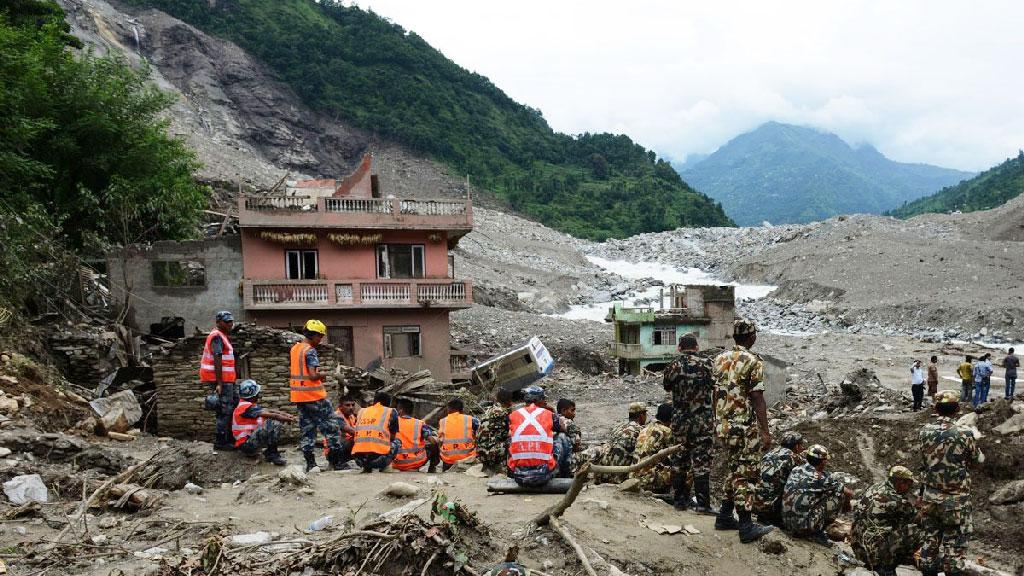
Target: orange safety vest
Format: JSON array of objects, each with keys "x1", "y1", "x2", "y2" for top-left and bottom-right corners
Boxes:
[
  {"x1": 352, "y1": 403, "x2": 395, "y2": 455},
  {"x1": 508, "y1": 404, "x2": 555, "y2": 471},
  {"x1": 439, "y1": 412, "x2": 477, "y2": 465},
  {"x1": 199, "y1": 329, "x2": 236, "y2": 383},
  {"x1": 231, "y1": 400, "x2": 263, "y2": 447},
  {"x1": 322, "y1": 410, "x2": 358, "y2": 456},
  {"x1": 392, "y1": 416, "x2": 428, "y2": 471},
  {"x1": 289, "y1": 341, "x2": 326, "y2": 403}
]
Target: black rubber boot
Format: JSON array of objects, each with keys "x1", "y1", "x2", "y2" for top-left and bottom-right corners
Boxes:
[
  {"x1": 264, "y1": 447, "x2": 287, "y2": 466},
  {"x1": 326, "y1": 449, "x2": 345, "y2": 471},
  {"x1": 692, "y1": 475, "x2": 715, "y2": 515},
  {"x1": 714, "y1": 499, "x2": 739, "y2": 530},
  {"x1": 672, "y1": 474, "x2": 690, "y2": 511},
  {"x1": 737, "y1": 509, "x2": 773, "y2": 543},
  {"x1": 303, "y1": 451, "x2": 318, "y2": 472}
]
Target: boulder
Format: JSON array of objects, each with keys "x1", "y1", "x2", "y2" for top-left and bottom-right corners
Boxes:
[
  {"x1": 989, "y1": 480, "x2": 1024, "y2": 505},
  {"x1": 90, "y1": 390, "x2": 142, "y2": 433},
  {"x1": 382, "y1": 482, "x2": 419, "y2": 498},
  {"x1": 3, "y1": 474, "x2": 48, "y2": 504},
  {"x1": 278, "y1": 465, "x2": 308, "y2": 486},
  {"x1": 993, "y1": 413, "x2": 1024, "y2": 435}
]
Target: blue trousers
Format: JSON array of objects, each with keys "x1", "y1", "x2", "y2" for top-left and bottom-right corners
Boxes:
[
  {"x1": 511, "y1": 438, "x2": 569, "y2": 487},
  {"x1": 354, "y1": 438, "x2": 401, "y2": 470},
  {"x1": 1006, "y1": 376, "x2": 1017, "y2": 399},
  {"x1": 972, "y1": 380, "x2": 990, "y2": 408}
]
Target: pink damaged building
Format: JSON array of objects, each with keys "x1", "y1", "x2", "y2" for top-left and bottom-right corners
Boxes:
[{"x1": 238, "y1": 157, "x2": 473, "y2": 381}]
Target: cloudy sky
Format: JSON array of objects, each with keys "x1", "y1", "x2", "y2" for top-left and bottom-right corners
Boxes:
[{"x1": 356, "y1": 0, "x2": 1022, "y2": 171}]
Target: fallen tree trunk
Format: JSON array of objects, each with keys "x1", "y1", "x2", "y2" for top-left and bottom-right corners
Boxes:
[
  {"x1": 486, "y1": 478, "x2": 575, "y2": 494},
  {"x1": 549, "y1": 516, "x2": 597, "y2": 576}
]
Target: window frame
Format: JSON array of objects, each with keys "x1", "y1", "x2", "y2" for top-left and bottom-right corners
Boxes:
[
  {"x1": 285, "y1": 249, "x2": 319, "y2": 280},
  {"x1": 376, "y1": 244, "x2": 425, "y2": 279},
  {"x1": 652, "y1": 327, "x2": 676, "y2": 346},
  {"x1": 383, "y1": 325, "x2": 422, "y2": 358}
]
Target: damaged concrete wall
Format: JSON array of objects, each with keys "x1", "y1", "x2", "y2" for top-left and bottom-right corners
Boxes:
[
  {"x1": 152, "y1": 325, "x2": 340, "y2": 439},
  {"x1": 107, "y1": 237, "x2": 243, "y2": 336},
  {"x1": 762, "y1": 353, "x2": 789, "y2": 406}
]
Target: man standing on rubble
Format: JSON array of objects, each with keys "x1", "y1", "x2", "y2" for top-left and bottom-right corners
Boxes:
[
  {"x1": 662, "y1": 332, "x2": 715, "y2": 513},
  {"x1": 1003, "y1": 347, "x2": 1018, "y2": 399},
  {"x1": 290, "y1": 319, "x2": 343, "y2": 471},
  {"x1": 593, "y1": 403, "x2": 647, "y2": 484},
  {"x1": 957, "y1": 355, "x2": 974, "y2": 402},
  {"x1": 753, "y1": 431, "x2": 805, "y2": 527},
  {"x1": 781, "y1": 444, "x2": 853, "y2": 545},
  {"x1": 919, "y1": 389, "x2": 984, "y2": 576},
  {"x1": 851, "y1": 465, "x2": 920, "y2": 576},
  {"x1": 477, "y1": 388, "x2": 515, "y2": 474},
  {"x1": 200, "y1": 310, "x2": 238, "y2": 450},
  {"x1": 713, "y1": 318, "x2": 774, "y2": 543}
]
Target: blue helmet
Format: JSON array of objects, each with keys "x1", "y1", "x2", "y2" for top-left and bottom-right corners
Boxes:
[
  {"x1": 239, "y1": 379, "x2": 261, "y2": 399},
  {"x1": 215, "y1": 310, "x2": 234, "y2": 322},
  {"x1": 522, "y1": 385, "x2": 545, "y2": 403}
]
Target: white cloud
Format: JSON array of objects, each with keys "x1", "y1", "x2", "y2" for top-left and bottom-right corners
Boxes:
[{"x1": 357, "y1": 0, "x2": 1024, "y2": 170}]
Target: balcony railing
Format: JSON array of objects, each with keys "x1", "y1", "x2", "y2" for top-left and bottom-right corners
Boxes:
[
  {"x1": 239, "y1": 195, "x2": 472, "y2": 232},
  {"x1": 244, "y1": 278, "x2": 472, "y2": 309},
  {"x1": 609, "y1": 342, "x2": 678, "y2": 360}
]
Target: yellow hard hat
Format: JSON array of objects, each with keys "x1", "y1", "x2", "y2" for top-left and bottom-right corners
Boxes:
[{"x1": 304, "y1": 319, "x2": 327, "y2": 335}]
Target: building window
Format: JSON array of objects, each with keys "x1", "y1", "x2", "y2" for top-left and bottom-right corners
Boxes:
[
  {"x1": 652, "y1": 327, "x2": 676, "y2": 346},
  {"x1": 383, "y1": 326, "x2": 421, "y2": 358},
  {"x1": 151, "y1": 260, "x2": 205, "y2": 287},
  {"x1": 286, "y1": 250, "x2": 318, "y2": 280},
  {"x1": 376, "y1": 245, "x2": 424, "y2": 279}
]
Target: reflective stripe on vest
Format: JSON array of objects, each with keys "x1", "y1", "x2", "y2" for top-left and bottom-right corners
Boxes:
[
  {"x1": 352, "y1": 404, "x2": 394, "y2": 455},
  {"x1": 508, "y1": 405, "x2": 555, "y2": 471},
  {"x1": 231, "y1": 400, "x2": 263, "y2": 446},
  {"x1": 289, "y1": 341, "x2": 326, "y2": 402},
  {"x1": 439, "y1": 413, "x2": 477, "y2": 464},
  {"x1": 393, "y1": 417, "x2": 427, "y2": 471},
  {"x1": 199, "y1": 329, "x2": 236, "y2": 383}
]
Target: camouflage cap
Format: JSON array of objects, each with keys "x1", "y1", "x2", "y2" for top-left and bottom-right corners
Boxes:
[
  {"x1": 628, "y1": 402, "x2": 648, "y2": 415},
  {"x1": 934, "y1": 389, "x2": 960, "y2": 405},
  {"x1": 805, "y1": 444, "x2": 829, "y2": 460},
  {"x1": 780, "y1": 431, "x2": 804, "y2": 449},
  {"x1": 733, "y1": 318, "x2": 757, "y2": 336},
  {"x1": 888, "y1": 465, "x2": 915, "y2": 482}
]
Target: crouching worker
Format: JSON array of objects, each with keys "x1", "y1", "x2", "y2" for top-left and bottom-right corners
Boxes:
[
  {"x1": 393, "y1": 397, "x2": 440, "y2": 472},
  {"x1": 508, "y1": 386, "x2": 568, "y2": 487},
  {"x1": 781, "y1": 444, "x2": 854, "y2": 545},
  {"x1": 439, "y1": 398, "x2": 479, "y2": 471},
  {"x1": 232, "y1": 379, "x2": 297, "y2": 466},
  {"x1": 323, "y1": 394, "x2": 359, "y2": 468},
  {"x1": 352, "y1": 392, "x2": 401, "y2": 472}
]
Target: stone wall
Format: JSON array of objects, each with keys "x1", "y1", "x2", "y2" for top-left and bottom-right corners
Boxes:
[{"x1": 153, "y1": 324, "x2": 340, "y2": 440}]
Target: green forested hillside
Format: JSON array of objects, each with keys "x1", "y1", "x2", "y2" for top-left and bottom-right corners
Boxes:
[
  {"x1": 888, "y1": 151, "x2": 1024, "y2": 218},
  {"x1": 682, "y1": 122, "x2": 973, "y2": 225},
  {"x1": 127, "y1": 0, "x2": 732, "y2": 239}
]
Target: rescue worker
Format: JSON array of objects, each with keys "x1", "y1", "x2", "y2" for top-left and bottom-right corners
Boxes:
[
  {"x1": 393, "y1": 397, "x2": 440, "y2": 473},
  {"x1": 781, "y1": 444, "x2": 853, "y2": 545},
  {"x1": 713, "y1": 319, "x2": 774, "y2": 543},
  {"x1": 593, "y1": 403, "x2": 647, "y2": 484},
  {"x1": 508, "y1": 385, "x2": 568, "y2": 487},
  {"x1": 323, "y1": 393, "x2": 358, "y2": 468},
  {"x1": 662, "y1": 332, "x2": 715, "y2": 513},
  {"x1": 438, "y1": 398, "x2": 479, "y2": 470},
  {"x1": 477, "y1": 388, "x2": 515, "y2": 473},
  {"x1": 753, "y1": 431, "x2": 806, "y2": 526},
  {"x1": 851, "y1": 465, "x2": 920, "y2": 576},
  {"x1": 556, "y1": 398, "x2": 583, "y2": 477},
  {"x1": 290, "y1": 319, "x2": 342, "y2": 472},
  {"x1": 352, "y1": 391, "x2": 401, "y2": 471},
  {"x1": 629, "y1": 403, "x2": 675, "y2": 497},
  {"x1": 918, "y1": 389, "x2": 984, "y2": 576},
  {"x1": 200, "y1": 311, "x2": 238, "y2": 450},
  {"x1": 231, "y1": 379, "x2": 296, "y2": 466}
]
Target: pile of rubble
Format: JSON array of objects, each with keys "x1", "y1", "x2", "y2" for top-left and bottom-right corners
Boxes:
[{"x1": 772, "y1": 368, "x2": 912, "y2": 425}]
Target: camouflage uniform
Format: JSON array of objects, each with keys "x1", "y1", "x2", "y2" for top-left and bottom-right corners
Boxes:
[
  {"x1": 713, "y1": 345, "x2": 766, "y2": 512},
  {"x1": 918, "y1": 408, "x2": 982, "y2": 575},
  {"x1": 781, "y1": 462, "x2": 845, "y2": 536},
  {"x1": 754, "y1": 446, "x2": 804, "y2": 525},
  {"x1": 593, "y1": 420, "x2": 641, "y2": 484},
  {"x1": 629, "y1": 420, "x2": 675, "y2": 493},
  {"x1": 298, "y1": 398, "x2": 341, "y2": 455},
  {"x1": 663, "y1": 353, "x2": 715, "y2": 485},
  {"x1": 476, "y1": 403, "x2": 511, "y2": 472},
  {"x1": 237, "y1": 419, "x2": 282, "y2": 455},
  {"x1": 851, "y1": 478, "x2": 920, "y2": 573}
]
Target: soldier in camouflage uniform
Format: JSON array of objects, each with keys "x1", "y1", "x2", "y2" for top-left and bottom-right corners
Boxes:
[
  {"x1": 593, "y1": 402, "x2": 647, "y2": 484},
  {"x1": 851, "y1": 465, "x2": 921, "y2": 576},
  {"x1": 556, "y1": 398, "x2": 584, "y2": 476},
  {"x1": 753, "y1": 431, "x2": 805, "y2": 526},
  {"x1": 630, "y1": 404, "x2": 675, "y2": 494},
  {"x1": 662, "y1": 332, "x2": 716, "y2": 513},
  {"x1": 712, "y1": 319, "x2": 774, "y2": 543},
  {"x1": 476, "y1": 388, "x2": 515, "y2": 474},
  {"x1": 781, "y1": 444, "x2": 853, "y2": 544},
  {"x1": 918, "y1": 390, "x2": 984, "y2": 576}
]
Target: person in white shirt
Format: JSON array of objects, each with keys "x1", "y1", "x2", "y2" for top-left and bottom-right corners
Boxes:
[{"x1": 910, "y1": 360, "x2": 925, "y2": 411}]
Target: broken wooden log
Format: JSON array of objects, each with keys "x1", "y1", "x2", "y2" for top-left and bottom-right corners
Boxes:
[
  {"x1": 486, "y1": 477, "x2": 574, "y2": 494},
  {"x1": 549, "y1": 516, "x2": 598, "y2": 576}
]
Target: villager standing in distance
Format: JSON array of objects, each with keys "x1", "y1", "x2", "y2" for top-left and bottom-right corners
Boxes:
[
  {"x1": 957, "y1": 355, "x2": 974, "y2": 402},
  {"x1": 291, "y1": 319, "x2": 343, "y2": 471},
  {"x1": 1003, "y1": 347, "x2": 1018, "y2": 399},
  {"x1": 918, "y1": 390, "x2": 984, "y2": 576},
  {"x1": 712, "y1": 319, "x2": 774, "y2": 543},
  {"x1": 972, "y1": 353, "x2": 993, "y2": 408},
  {"x1": 910, "y1": 359, "x2": 925, "y2": 411},
  {"x1": 662, "y1": 331, "x2": 716, "y2": 513},
  {"x1": 927, "y1": 355, "x2": 940, "y2": 399},
  {"x1": 200, "y1": 310, "x2": 238, "y2": 450}
]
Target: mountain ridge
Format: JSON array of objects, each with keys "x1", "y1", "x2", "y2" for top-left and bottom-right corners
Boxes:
[
  {"x1": 681, "y1": 122, "x2": 974, "y2": 225},
  {"x1": 888, "y1": 151, "x2": 1024, "y2": 218}
]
